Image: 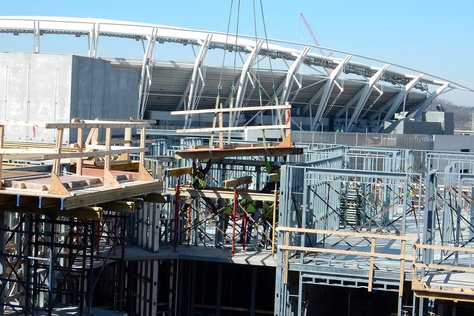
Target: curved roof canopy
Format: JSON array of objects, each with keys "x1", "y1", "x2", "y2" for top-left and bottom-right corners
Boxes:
[{"x1": 0, "y1": 16, "x2": 471, "y2": 132}]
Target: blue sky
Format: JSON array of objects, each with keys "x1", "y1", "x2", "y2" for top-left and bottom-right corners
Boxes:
[{"x1": 2, "y1": 0, "x2": 474, "y2": 106}]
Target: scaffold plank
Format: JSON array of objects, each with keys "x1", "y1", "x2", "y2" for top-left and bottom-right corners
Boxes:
[{"x1": 166, "y1": 187, "x2": 274, "y2": 201}]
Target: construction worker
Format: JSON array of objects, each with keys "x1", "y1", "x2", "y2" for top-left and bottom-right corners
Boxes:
[
  {"x1": 221, "y1": 199, "x2": 234, "y2": 242},
  {"x1": 261, "y1": 156, "x2": 282, "y2": 193},
  {"x1": 192, "y1": 159, "x2": 212, "y2": 190},
  {"x1": 191, "y1": 159, "x2": 218, "y2": 214},
  {"x1": 239, "y1": 198, "x2": 256, "y2": 243}
]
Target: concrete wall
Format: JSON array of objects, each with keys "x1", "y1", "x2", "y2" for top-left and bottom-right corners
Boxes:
[
  {"x1": 433, "y1": 135, "x2": 474, "y2": 152},
  {"x1": 0, "y1": 53, "x2": 73, "y2": 141},
  {"x1": 0, "y1": 53, "x2": 139, "y2": 143}
]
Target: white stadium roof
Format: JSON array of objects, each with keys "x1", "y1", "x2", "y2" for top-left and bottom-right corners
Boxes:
[{"x1": 0, "y1": 16, "x2": 472, "y2": 132}]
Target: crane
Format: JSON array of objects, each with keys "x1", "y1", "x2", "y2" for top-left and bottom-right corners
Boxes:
[{"x1": 300, "y1": 13, "x2": 332, "y2": 74}]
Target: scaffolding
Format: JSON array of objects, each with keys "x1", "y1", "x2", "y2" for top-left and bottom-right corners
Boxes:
[{"x1": 0, "y1": 119, "x2": 162, "y2": 314}]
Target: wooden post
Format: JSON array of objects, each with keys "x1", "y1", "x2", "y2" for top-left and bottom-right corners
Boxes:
[
  {"x1": 52, "y1": 128, "x2": 64, "y2": 175},
  {"x1": 104, "y1": 128, "x2": 112, "y2": 171},
  {"x1": 173, "y1": 178, "x2": 180, "y2": 252},
  {"x1": 231, "y1": 188, "x2": 237, "y2": 256},
  {"x1": 140, "y1": 127, "x2": 146, "y2": 165},
  {"x1": 218, "y1": 110, "x2": 224, "y2": 150},
  {"x1": 76, "y1": 127, "x2": 84, "y2": 175},
  {"x1": 123, "y1": 127, "x2": 132, "y2": 161},
  {"x1": 271, "y1": 183, "x2": 278, "y2": 257},
  {"x1": 368, "y1": 237, "x2": 376, "y2": 292},
  {"x1": 283, "y1": 230, "x2": 290, "y2": 285},
  {"x1": 399, "y1": 239, "x2": 406, "y2": 297}
]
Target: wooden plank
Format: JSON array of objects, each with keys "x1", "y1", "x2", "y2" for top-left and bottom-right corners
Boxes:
[
  {"x1": 167, "y1": 166, "x2": 193, "y2": 177},
  {"x1": 368, "y1": 237, "x2": 376, "y2": 292},
  {"x1": 413, "y1": 262, "x2": 474, "y2": 273},
  {"x1": 399, "y1": 239, "x2": 406, "y2": 297},
  {"x1": 61, "y1": 181, "x2": 162, "y2": 210},
  {"x1": 0, "y1": 120, "x2": 150, "y2": 128},
  {"x1": 0, "y1": 147, "x2": 148, "y2": 158},
  {"x1": 283, "y1": 231, "x2": 290, "y2": 285},
  {"x1": 166, "y1": 187, "x2": 275, "y2": 201},
  {"x1": 171, "y1": 104, "x2": 291, "y2": 115},
  {"x1": 277, "y1": 226, "x2": 418, "y2": 241},
  {"x1": 278, "y1": 244, "x2": 407, "y2": 261},
  {"x1": 224, "y1": 176, "x2": 252, "y2": 188},
  {"x1": 99, "y1": 200, "x2": 136, "y2": 213},
  {"x1": 176, "y1": 124, "x2": 289, "y2": 134},
  {"x1": 415, "y1": 243, "x2": 474, "y2": 253},
  {"x1": 142, "y1": 193, "x2": 167, "y2": 203},
  {"x1": 175, "y1": 146, "x2": 303, "y2": 160}
]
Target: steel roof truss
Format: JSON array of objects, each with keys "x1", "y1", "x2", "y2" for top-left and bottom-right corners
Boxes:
[
  {"x1": 180, "y1": 34, "x2": 212, "y2": 127},
  {"x1": 231, "y1": 41, "x2": 264, "y2": 126},
  {"x1": 137, "y1": 28, "x2": 158, "y2": 119},
  {"x1": 345, "y1": 64, "x2": 389, "y2": 131},
  {"x1": 407, "y1": 82, "x2": 450, "y2": 120},
  {"x1": 373, "y1": 75, "x2": 423, "y2": 131},
  {"x1": 311, "y1": 55, "x2": 351, "y2": 130}
]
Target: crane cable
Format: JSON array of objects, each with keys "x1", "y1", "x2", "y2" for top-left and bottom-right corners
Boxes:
[{"x1": 211, "y1": 0, "x2": 236, "y2": 148}]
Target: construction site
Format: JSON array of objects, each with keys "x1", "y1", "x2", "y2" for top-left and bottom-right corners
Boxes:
[{"x1": 0, "y1": 15, "x2": 474, "y2": 316}]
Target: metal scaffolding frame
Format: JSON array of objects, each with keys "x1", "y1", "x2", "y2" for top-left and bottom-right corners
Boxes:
[{"x1": 275, "y1": 146, "x2": 474, "y2": 316}]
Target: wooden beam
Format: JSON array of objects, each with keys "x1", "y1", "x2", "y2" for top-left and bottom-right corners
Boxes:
[
  {"x1": 166, "y1": 187, "x2": 275, "y2": 201},
  {"x1": 171, "y1": 104, "x2": 291, "y2": 115},
  {"x1": 277, "y1": 227, "x2": 418, "y2": 241},
  {"x1": 99, "y1": 200, "x2": 136, "y2": 213},
  {"x1": 52, "y1": 206, "x2": 102, "y2": 219},
  {"x1": 0, "y1": 147, "x2": 148, "y2": 159},
  {"x1": 176, "y1": 124, "x2": 289, "y2": 134},
  {"x1": 0, "y1": 120, "x2": 150, "y2": 129},
  {"x1": 224, "y1": 176, "x2": 252, "y2": 188},
  {"x1": 61, "y1": 181, "x2": 162, "y2": 210},
  {"x1": 167, "y1": 166, "x2": 193, "y2": 177},
  {"x1": 142, "y1": 193, "x2": 167, "y2": 203},
  {"x1": 175, "y1": 146, "x2": 303, "y2": 160}
]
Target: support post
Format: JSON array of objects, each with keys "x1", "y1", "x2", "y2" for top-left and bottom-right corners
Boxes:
[
  {"x1": 173, "y1": 177, "x2": 180, "y2": 252},
  {"x1": 232, "y1": 188, "x2": 237, "y2": 256},
  {"x1": 271, "y1": 183, "x2": 278, "y2": 257}
]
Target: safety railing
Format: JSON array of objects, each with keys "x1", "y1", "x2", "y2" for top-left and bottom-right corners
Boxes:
[{"x1": 277, "y1": 227, "x2": 417, "y2": 297}]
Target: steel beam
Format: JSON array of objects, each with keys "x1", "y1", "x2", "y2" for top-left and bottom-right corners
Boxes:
[
  {"x1": 407, "y1": 82, "x2": 450, "y2": 120},
  {"x1": 311, "y1": 55, "x2": 351, "y2": 130},
  {"x1": 137, "y1": 28, "x2": 159, "y2": 119},
  {"x1": 278, "y1": 46, "x2": 310, "y2": 106},
  {"x1": 33, "y1": 20, "x2": 40, "y2": 54},
  {"x1": 231, "y1": 40, "x2": 264, "y2": 126},
  {"x1": 180, "y1": 34, "x2": 212, "y2": 128},
  {"x1": 345, "y1": 64, "x2": 389, "y2": 131},
  {"x1": 88, "y1": 23, "x2": 100, "y2": 58},
  {"x1": 373, "y1": 75, "x2": 423, "y2": 132}
]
